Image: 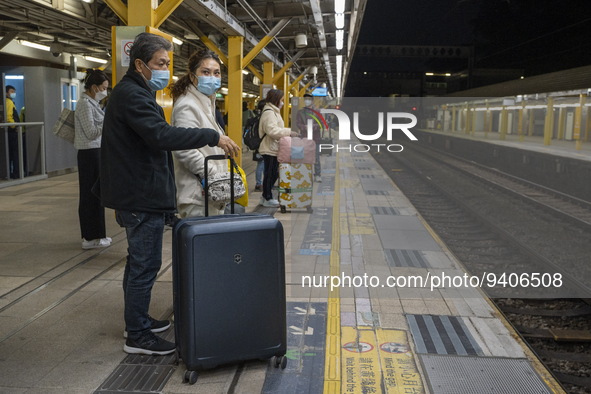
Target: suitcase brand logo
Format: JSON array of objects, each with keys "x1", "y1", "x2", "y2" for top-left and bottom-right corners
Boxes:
[{"x1": 234, "y1": 254, "x2": 242, "y2": 264}]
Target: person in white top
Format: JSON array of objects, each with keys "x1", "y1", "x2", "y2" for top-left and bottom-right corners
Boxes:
[
  {"x1": 257, "y1": 89, "x2": 299, "y2": 207},
  {"x1": 170, "y1": 49, "x2": 228, "y2": 218},
  {"x1": 74, "y1": 69, "x2": 111, "y2": 249}
]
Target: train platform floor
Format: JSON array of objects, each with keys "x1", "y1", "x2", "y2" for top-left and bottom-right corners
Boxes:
[
  {"x1": 0, "y1": 148, "x2": 564, "y2": 394},
  {"x1": 420, "y1": 128, "x2": 591, "y2": 162}
]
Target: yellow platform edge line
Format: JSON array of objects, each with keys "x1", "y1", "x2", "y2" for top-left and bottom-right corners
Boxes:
[{"x1": 323, "y1": 155, "x2": 342, "y2": 393}]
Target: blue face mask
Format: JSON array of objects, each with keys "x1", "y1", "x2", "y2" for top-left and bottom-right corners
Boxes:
[
  {"x1": 196, "y1": 75, "x2": 221, "y2": 96},
  {"x1": 9, "y1": 93, "x2": 16, "y2": 100},
  {"x1": 142, "y1": 61, "x2": 170, "y2": 91}
]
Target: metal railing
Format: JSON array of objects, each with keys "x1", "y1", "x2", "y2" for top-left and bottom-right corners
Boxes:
[{"x1": 0, "y1": 122, "x2": 46, "y2": 187}]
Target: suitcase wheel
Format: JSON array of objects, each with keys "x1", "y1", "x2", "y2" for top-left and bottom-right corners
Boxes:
[
  {"x1": 280, "y1": 205, "x2": 287, "y2": 214},
  {"x1": 272, "y1": 355, "x2": 287, "y2": 369},
  {"x1": 184, "y1": 370, "x2": 198, "y2": 385},
  {"x1": 306, "y1": 206, "x2": 313, "y2": 214}
]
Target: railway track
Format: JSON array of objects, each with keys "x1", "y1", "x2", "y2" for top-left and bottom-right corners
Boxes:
[{"x1": 372, "y1": 142, "x2": 591, "y2": 393}]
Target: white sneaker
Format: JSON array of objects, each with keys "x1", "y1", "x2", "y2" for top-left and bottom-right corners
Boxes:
[
  {"x1": 82, "y1": 238, "x2": 111, "y2": 249},
  {"x1": 260, "y1": 197, "x2": 266, "y2": 206},
  {"x1": 262, "y1": 198, "x2": 280, "y2": 208}
]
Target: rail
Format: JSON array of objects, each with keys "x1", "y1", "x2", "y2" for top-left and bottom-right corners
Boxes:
[{"x1": 0, "y1": 121, "x2": 46, "y2": 186}]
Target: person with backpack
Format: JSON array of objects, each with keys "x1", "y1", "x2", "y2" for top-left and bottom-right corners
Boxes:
[{"x1": 257, "y1": 89, "x2": 299, "y2": 207}]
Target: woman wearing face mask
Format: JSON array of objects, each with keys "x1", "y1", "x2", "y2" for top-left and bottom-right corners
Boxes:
[
  {"x1": 169, "y1": 49, "x2": 228, "y2": 217},
  {"x1": 74, "y1": 69, "x2": 112, "y2": 249},
  {"x1": 258, "y1": 89, "x2": 299, "y2": 207}
]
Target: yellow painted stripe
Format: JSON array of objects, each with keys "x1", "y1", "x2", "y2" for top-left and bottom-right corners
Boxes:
[
  {"x1": 324, "y1": 155, "x2": 342, "y2": 393},
  {"x1": 375, "y1": 329, "x2": 425, "y2": 393}
]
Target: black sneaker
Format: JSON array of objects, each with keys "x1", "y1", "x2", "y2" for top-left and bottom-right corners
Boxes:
[
  {"x1": 123, "y1": 315, "x2": 171, "y2": 338},
  {"x1": 123, "y1": 331, "x2": 176, "y2": 355}
]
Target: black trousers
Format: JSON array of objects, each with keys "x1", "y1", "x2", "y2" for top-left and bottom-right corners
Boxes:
[
  {"x1": 77, "y1": 148, "x2": 106, "y2": 240},
  {"x1": 262, "y1": 154, "x2": 279, "y2": 201}
]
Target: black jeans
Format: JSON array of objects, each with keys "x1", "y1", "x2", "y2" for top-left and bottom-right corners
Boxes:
[
  {"x1": 77, "y1": 148, "x2": 106, "y2": 240},
  {"x1": 262, "y1": 154, "x2": 279, "y2": 201},
  {"x1": 116, "y1": 210, "x2": 165, "y2": 338}
]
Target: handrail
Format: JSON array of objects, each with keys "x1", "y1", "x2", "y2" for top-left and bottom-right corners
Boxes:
[{"x1": 1, "y1": 122, "x2": 46, "y2": 183}]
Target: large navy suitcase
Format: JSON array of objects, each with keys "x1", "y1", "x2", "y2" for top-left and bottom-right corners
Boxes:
[{"x1": 172, "y1": 157, "x2": 287, "y2": 385}]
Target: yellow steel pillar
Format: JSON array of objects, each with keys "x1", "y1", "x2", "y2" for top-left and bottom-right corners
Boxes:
[
  {"x1": 528, "y1": 109, "x2": 535, "y2": 137},
  {"x1": 557, "y1": 108, "x2": 565, "y2": 140},
  {"x1": 586, "y1": 106, "x2": 591, "y2": 142},
  {"x1": 128, "y1": 0, "x2": 155, "y2": 26},
  {"x1": 278, "y1": 74, "x2": 290, "y2": 127},
  {"x1": 299, "y1": 80, "x2": 312, "y2": 97},
  {"x1": 227, "y1": 36, "x2": 244, "y2": 165},
  {"x1": 288, "y1": 73, "x2": 306, "y2": 96},
  {"x1": 500, "y1": 105, "x2": 508, "y2": 140},
  {"x1": 261, "y1": 62, "x2": 275, "y2": 99},
  {"x1": 451, "y1": 107, "x2": 457, "y2": 133},
  {"x1": 517, "y1": 102, "x2": 525, "y2": 142},
  {"x1": 543, "y1": 97, "x2": 554, "y2": 145},
  {"x1": 574, "y1": 94, "x2": 586, "y2": 150}
]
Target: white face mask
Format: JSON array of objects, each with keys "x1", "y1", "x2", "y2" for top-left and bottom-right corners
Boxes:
[
  {"x1": 279, "y1": 101, "x2": 284, "y2": 109},
  {"x1": 94, "y1": 88, "x2": 108, "y2": 101}
]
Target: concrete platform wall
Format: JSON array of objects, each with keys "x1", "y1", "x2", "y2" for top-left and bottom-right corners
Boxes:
[{"x1": 414, "y1": 130, "x2": 591, "y2": 202}]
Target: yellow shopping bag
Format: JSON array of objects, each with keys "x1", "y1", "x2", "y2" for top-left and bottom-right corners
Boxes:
[{"x1": 230, "y1": 160, "x2": 249, "y2": 207}]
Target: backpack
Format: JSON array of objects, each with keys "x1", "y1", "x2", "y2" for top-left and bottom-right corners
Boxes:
[{"x1": 243, "y1": 109, "x2": 271, "y2": 151}]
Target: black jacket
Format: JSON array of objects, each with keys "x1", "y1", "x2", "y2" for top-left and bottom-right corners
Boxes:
[{"x1": 100, "y1": 70, "x2": 220, "y2": 213}]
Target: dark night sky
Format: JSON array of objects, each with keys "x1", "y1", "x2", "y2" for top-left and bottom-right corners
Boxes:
[{"x1": 348, "y1": 0, "x2": 591, "y2": 93}]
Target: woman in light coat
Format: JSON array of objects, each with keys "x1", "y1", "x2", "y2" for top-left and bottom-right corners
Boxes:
[
  {"x1": 170, "y1": 50, "x2": 227, "y2": 217},
  {"x1": 74, "y1": 69, "x2": 111, "y2": 249},
  {"x1": 258, "y1": 89, "x2": 299, "y2": 207}
]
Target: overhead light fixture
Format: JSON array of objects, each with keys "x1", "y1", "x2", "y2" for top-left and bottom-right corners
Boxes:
[
  {"x1": 335, "y1": 30, "x2": 344, "y2": 50},
  {"x1": 19, "y1": 40, "x2": 50, "y2": 51},
  {"x1": 335, "y1": 13, "x2": 345, "y2": 29},
  {"x1": 172, "y1": 37, "x2": 183, "y2": 45},
  {"x1": 310, "y1": 66, "x2": 318, "y2": 75},
  {"x1": 425, "y1": 72, "x2": 434, "y2": 76},
  {"x1": 81, "y1": 0, "x2": 94, "y2": 3},
  {"x1": 242, "y1": 70, "x2": 249, "y2": 75},
  {"x1": 84, "y1": 56, "x2": 108, "y2": 64},
  {"x1": 334, "y1": 0, "x2": 345, "y2": 14},
  {"x1": 295, "y1": 33, "x2": 308, "y2": 48}
]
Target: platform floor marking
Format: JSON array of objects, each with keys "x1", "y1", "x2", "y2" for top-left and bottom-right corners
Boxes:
[
  {"x1": 341, "y1": 327, "x2": 425, "y2": 394},
  {"x1": 340, "y1": 213, "x2": 376, "y2": 235},
  {"x1": 324, "y1": 157, "x2": 342, "y2": 394}
]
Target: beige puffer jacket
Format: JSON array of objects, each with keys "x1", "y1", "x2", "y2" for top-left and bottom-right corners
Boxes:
[
  {"x1": 171, "y1": 85, "x2": 227, "y2": 217},
  {"x1": 257, "y1": 103, "x2": 292, "y2": 157}
]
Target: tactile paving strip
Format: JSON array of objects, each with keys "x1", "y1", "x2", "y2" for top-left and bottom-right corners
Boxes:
[
  {"x1": 407, "y1": 314, "x2": 483, "y2": 356},
  {"x1": 369, "y1": 206, "x2": 401, "y2": 215},
  {"x1": 366, "y1": 190, "x2": 389, "y2": 195},
  {"x1": 419, "y1": 354, "x2": 552, "y2": 394},
  {"x1": 386, "y1": 249, "x2": 430, "y2": 268}
]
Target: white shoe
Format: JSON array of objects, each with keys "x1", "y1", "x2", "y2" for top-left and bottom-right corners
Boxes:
[
  {"x1": 262, "y1": 198, "x2": 280, "y2": 208},
  {"x1": 260, "y1": 197, "x2": 266, "y2": 206},
  {"x1": 82, "y1": 238, "x2": 111, "y2": 249}
]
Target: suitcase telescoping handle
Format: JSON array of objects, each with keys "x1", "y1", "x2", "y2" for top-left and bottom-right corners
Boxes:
[{"x1": 203, "y1": 154, "x2": 236, "y2": 217}]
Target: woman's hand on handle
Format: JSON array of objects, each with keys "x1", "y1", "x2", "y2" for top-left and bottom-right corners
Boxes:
[{"x1": 217, "y1": 135, "x2": 241, "y2": 157}]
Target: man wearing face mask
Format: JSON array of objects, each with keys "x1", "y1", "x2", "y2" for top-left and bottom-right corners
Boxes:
[
  {"x1": 169, "y1": 49, "x2": 227, "y2": 218},
  {"x1": 74, "y1": 69, "x2": 112, "y2": 250},
  {"x1": 100, "y1": 33, "x2": 240, "y2": 356}
]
